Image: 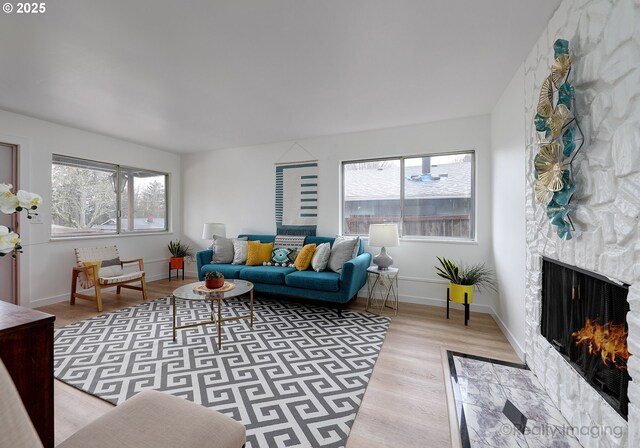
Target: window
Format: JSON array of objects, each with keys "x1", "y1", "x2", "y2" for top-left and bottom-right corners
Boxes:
[
  {"x1": 51, "y1": 155, "x2": 168, "y2": 237},
  {"x1": 342, "y1": 151, "x2": 475, "y2": 239}
]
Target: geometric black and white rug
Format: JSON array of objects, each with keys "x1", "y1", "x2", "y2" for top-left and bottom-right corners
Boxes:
[{"x1": 54, "y1": 296, "x2": 390, "y2": 448}]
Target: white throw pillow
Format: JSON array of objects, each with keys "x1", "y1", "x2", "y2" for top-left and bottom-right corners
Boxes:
[
  {"x1": 231, "y1": 238, "x2": 256, "y2": 265},
  {"x1": 311, "y1": 243, "x2": 331, "y2": 272}
]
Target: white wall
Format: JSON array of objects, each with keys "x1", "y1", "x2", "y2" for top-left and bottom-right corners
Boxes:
[
  {"x1": 182, "y1": 115, "x2": 497, "y2": 312},
  {"x1": 0, "y1": 109, "x2": 182, "y2": 308},
  {"x1": 490, "y1": 64, "x2": 527, "y2": 359}
]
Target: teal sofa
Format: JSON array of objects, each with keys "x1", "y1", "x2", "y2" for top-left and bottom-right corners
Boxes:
[{"x1": 196, "y1": 234, "x2": 371, "y2": 315}]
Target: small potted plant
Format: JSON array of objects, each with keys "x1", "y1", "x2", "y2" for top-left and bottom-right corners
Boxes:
[
  {"x1": 204, "y1": 271, "x2": 225, "y2": 289},
  {"x1": 435, "y1": 256, "x2": 497, "y2": 304},
  {"x1": 168, "y1": 240, "x2": 193, "y2": 269}
]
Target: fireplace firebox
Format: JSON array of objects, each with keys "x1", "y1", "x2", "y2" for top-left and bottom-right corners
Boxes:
[{"x1": 540, "y1": 257, "x2": 630, "y2": 418}]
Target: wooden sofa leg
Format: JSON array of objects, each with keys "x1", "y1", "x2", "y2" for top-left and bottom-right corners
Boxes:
[
  {"x1": 116, "y1": 285, "x2": 121, "y2": 294},
  {"x1": 337, "y1": 304, "x2": 343, "y2": 318}
]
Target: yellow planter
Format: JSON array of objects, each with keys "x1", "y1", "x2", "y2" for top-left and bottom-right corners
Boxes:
[{"x1": 449, "y1": 283, "x2": 473, "y2": 304}]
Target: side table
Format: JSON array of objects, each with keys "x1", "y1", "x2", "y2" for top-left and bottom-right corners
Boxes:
[{"x1": 366, "y1": 266, "x2": 399, "y2": 316}]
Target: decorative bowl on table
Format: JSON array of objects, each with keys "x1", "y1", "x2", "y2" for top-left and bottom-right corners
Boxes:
[{"x1": 204, "y1": 271, "x2": 225, "y2": 289}]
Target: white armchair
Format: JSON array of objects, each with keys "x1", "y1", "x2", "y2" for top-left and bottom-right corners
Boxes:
[{"x1": 70, "y1": 246, "x2": 148, "y2": 312}]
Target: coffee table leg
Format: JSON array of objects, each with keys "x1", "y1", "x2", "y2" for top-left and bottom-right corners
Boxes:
[
  {"x1": 217, "y1": 298, "x2": 222, "y2": 350},
  {"x1": 250, "y1": 290, "x2": 254, "y2": 327},
  {"x1": 172, "y1": 295, "x2": 177, "y2": 342}
]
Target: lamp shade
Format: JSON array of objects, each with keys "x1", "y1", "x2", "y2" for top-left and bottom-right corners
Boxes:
[
  {"x1": 202, "y1": 222, "x2": 226, "y2": 240},
  {"x1": 368, "y1": 224, "x2": 399, "y2": 247}
]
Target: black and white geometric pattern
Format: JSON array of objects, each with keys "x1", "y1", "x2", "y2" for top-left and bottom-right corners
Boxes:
[{"x1": 54, "y1": 297, "x2": 390, "y2": 448}]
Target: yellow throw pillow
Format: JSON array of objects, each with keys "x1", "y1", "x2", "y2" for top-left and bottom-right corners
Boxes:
[
  {"x1": 246, "y1": 241, "x2": 274, "y2": 266},
  {"x1": 294, "y1": 244, "x2": 316, "y2": 271},
  {"x1": 83, "y1": 260, "x2": 102, "y2": 282}
]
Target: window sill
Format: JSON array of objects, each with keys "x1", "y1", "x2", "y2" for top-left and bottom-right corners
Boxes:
[
  {"x1": 50, "y1": 231, "x2": 173, "y2": 242},
  {"x1": 359, "y1": 236, "x2": 478, "y2": 245}
]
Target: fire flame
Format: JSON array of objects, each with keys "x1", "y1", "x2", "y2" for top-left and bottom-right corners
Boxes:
[{"x1": 572, "y1": 319, "x2": 629, "y2": 369}]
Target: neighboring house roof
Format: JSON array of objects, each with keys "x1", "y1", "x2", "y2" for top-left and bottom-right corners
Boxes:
[
  {"x1": 91, "y1": 218, "x2": 166, "y2": 230},
  {"x1": 344, "y1": 162, "x2": 471, "y2": 201}
]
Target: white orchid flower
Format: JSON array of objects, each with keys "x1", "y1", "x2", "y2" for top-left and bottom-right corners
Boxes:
[
  {"x1": 0, "y1": 225, "x2": 21, "y2": 255},
  {"x1": 0, "y1": 187, "x2": 19, "y2": 213},
  {"x1": 0, "y1": 185, "x2": 41, "y2": 256},
  {"x1": 16, "y1": 190, "x2": 42, "y2": 209}
]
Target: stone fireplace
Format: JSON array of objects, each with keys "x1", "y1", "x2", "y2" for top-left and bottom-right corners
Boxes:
[{"x1": 523, "y1": 0, "x2": 640, "y2": 446}]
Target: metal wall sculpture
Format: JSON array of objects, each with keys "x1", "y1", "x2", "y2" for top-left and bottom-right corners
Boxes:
[{"x1": 533, "y1": 39, "x2": 584, "y2": 240}]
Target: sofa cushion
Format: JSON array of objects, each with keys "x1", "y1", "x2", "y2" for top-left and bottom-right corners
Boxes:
[
  {"x1": 201, "y1": 263, "x2": 245, "y2": 279},
  {"x1": 285, "y1": 270, "x2": 340, "y2": 292},
  {"x1": 240, "y1": 266, "x2": 296, "y2": 285}
]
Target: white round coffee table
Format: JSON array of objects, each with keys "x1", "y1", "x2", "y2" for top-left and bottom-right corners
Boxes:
[{"x1": 171, "y1": 279, "x2": 254, "y2": 349}]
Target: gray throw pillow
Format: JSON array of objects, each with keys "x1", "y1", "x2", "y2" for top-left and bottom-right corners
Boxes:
[
  {"x1": 334, "y1": 235, "x2": 360, "y2": 259},
  {"x1": 327, "y1": 238, "x2": 359, "y2": 273},
  {"x1": 212, "y1": 236, "x2": 247, "y2": 264},
  {"x1": 311, "y1": 242, "x2": 331, "y2": 272}
]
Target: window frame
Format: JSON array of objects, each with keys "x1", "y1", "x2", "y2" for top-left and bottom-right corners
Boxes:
[
  {"x1": 51, "y1": 154, "x2": 170, "y2": 238},
  {"x1": 340, "y1": 150, "x2": 476, "y2": 241}
]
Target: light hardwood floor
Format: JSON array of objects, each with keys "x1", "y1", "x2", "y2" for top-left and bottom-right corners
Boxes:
[{"x1": 37, "y1": 277, "x2": 520, "y2": 447}]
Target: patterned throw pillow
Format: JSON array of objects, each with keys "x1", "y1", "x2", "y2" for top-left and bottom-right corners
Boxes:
[{"x1": 264, "y1": 247, "x2": 298, "y2": 267}]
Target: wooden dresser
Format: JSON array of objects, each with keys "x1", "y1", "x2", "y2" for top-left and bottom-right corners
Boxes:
[{"x1": 0, "y1": 301, "x2": 55, "y2": 448}]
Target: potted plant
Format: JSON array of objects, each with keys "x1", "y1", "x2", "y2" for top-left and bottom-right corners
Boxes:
[
  {"x1": 204, "y1": 271, "x2": 224, "y2": 289},
  {"x1": 168, "y1": 240, "x2": 193, "y2": 269},
  {"x1": 435, "y1": 256, "x2": 497, "y2": 304}
]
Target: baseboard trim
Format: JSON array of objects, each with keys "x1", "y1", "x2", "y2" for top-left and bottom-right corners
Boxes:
[
  {"x1": 397, "y1": 293, "x2": 495, "y2": 314},
  {"x1": 489, "y1": 310, "x2": 526, "y2": 361},
  {"x1": 28, "y1": 272, "x2": 171, "y2": 308}
]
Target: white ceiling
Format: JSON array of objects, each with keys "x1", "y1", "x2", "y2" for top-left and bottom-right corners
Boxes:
[{"x1": 0, "y1": 0, "x2": 560, "y2": 153}]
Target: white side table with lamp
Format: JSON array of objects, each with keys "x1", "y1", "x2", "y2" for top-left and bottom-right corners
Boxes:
[
  {"x1": 366, "y1": 224, "x2": 400, "y2": 315},
  {"x1": 366, "y1": 266, "x2": 399, "y2": 316}
]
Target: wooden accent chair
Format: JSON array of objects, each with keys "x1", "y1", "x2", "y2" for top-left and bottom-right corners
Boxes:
[
  {"x1": 70, "y1": 246, "x2": 148, "y2": 312},
  {"x1": 0, "y1": 358, "x2": 246, "y2": 448}
]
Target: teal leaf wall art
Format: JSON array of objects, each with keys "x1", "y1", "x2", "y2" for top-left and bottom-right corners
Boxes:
[{"x1": 532, "y1": 39, "x2": 584, "y2": 240}]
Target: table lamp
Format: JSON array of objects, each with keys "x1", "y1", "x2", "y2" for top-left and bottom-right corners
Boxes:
[
  {"x1": 202, "y1": 222, "x2": 226, "y2": 247},
  {"x1": 368, "y1": 224, "x2": 399, "y2": 270}
]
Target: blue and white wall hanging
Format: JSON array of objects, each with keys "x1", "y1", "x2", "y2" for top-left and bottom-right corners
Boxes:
[
  {"x1": 275, "y1": 143, "x2": 318, "y2": 236},
  {"x1": 533, "y1": 39, "x2": 584, "y2": 240}
]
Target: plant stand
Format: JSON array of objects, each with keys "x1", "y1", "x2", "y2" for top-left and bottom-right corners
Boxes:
[
  {"x1": 446, "y1": 287, "x2": 470, "y2": 326},
  {"x1": 169, "y1": 259, "x2": 185, "y2": 281}
]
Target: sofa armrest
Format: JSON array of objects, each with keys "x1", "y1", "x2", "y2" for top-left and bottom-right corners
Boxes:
[
  {"x1": 196, "y1": 250, "x2": 213, "y2": 281},
  {"x1": 339, "y1": 252, "x2": 372, "y2": 301}
]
